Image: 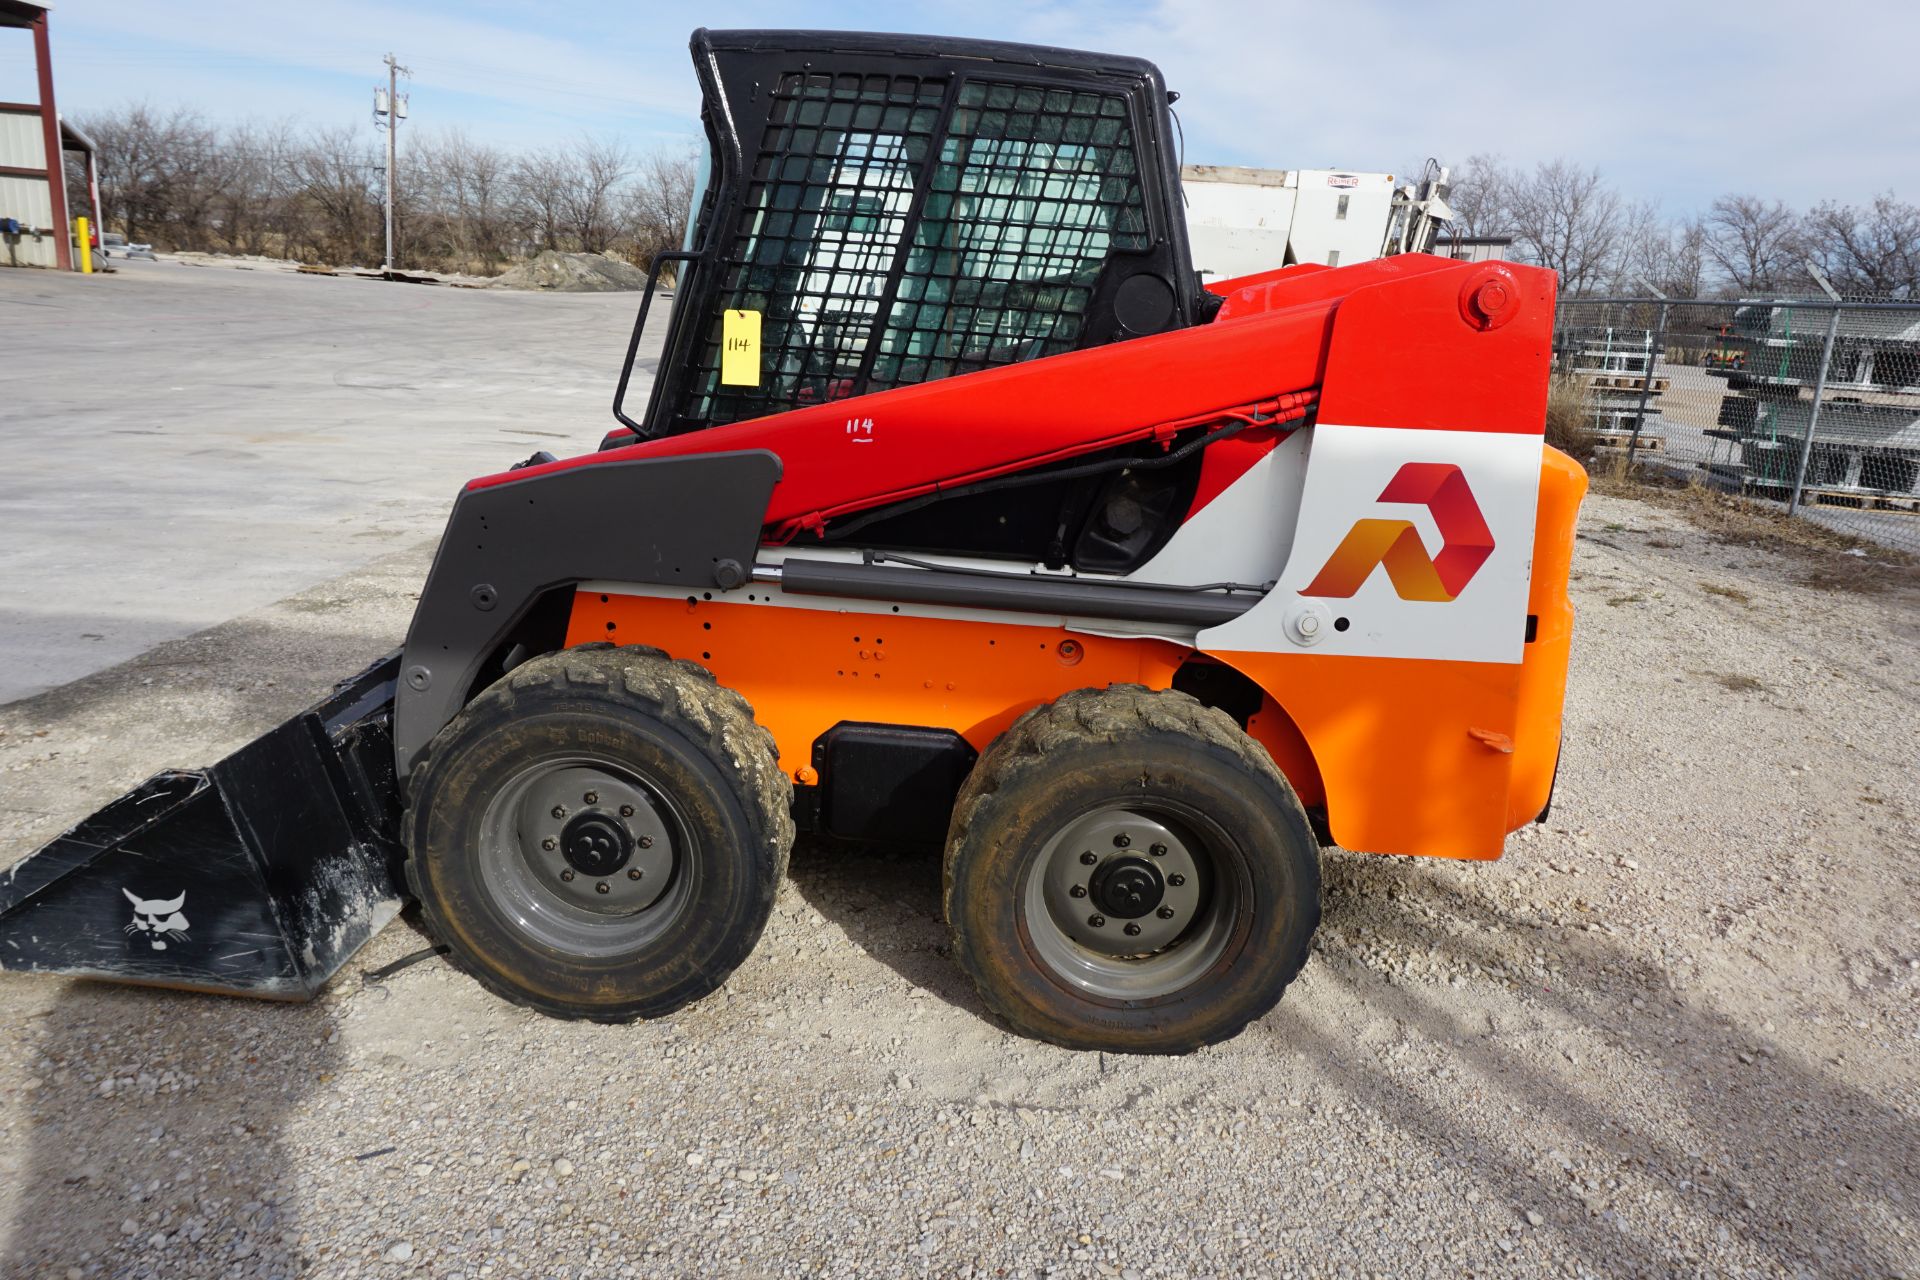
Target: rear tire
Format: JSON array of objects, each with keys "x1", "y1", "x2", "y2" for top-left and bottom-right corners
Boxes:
[
  {"x1": 404, "y1": 644, "x2": 792, "y2": 1021},
  {"x1": 943, "y1": 685, "x2": 1320, "y2": 1053}
]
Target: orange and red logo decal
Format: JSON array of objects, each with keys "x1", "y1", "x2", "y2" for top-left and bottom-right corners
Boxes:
[{"x1": 1303, "y1": 463, "x2": 1494, "y2": 602}]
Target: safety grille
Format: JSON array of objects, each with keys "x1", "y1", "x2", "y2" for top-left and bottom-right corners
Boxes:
[
  {"x1": 680, "y1": 73, "x2": 1150, "y2": 426},
  {"x1": 869, "y1": 81, "x2": 1148, "y2": 391},
  {"x1": 683, "y1": 71, "x2": 944, "y2": 427}
]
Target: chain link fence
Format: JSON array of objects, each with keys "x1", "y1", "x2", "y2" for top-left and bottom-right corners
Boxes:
[{"x1": 1551, "y1": 296, "x2": 1920, "y2": 556}]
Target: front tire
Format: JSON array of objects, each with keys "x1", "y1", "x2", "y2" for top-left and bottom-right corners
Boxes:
[
  {"x1": 944, "y1": 685, "x2": 1320, "y2": 1053},
  {"x1": 404, "y1": 645, "x2": 792, "y2": 1021}
]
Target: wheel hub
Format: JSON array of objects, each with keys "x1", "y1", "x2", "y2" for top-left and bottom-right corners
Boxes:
[
  {"x1": 506, "y1": 764, "x2": 676, "y2": 918},
  {"x1": 561, "y1": 813, "x2": 631, "y2": 877},
  {"x1": 1088, "y1": 856, "x2": 1163, "y2": 919},
  {"x1": 1031, "y1": 808, "x2": 1209, "y2": 972}
]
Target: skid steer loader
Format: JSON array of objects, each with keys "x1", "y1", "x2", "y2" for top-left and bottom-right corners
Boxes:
[{"x1": 0, "y1": 29, "x2": 1585, "y2": 1052}]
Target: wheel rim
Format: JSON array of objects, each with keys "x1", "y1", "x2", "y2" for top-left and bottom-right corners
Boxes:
[
  {"x1": 1021, "y1": 804, "x2": 1237, "y2": 1001},
  {"x1": 476, "y1": 755, "x2": 692, "y2": 958}
]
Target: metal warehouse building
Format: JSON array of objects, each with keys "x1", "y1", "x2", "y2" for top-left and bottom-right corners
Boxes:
[{"x1": 1, "y1": 0, "x2": 99, "y2": 270}]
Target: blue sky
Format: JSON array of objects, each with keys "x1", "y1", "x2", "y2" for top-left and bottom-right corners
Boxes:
[{"x1": 4, "y1": 0, "x2": 1915, "y2": 213}]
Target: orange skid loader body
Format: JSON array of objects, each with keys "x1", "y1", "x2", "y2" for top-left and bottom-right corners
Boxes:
[
  {"x1": 545, "y1": 253, "x2": 1584, "y2": 861},
  {"x1": 0, "y1": 29, "x2": 1584, "y2": 1051}
]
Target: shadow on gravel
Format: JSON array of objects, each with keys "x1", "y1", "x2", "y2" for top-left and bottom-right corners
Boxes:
[
  {"x1": 756, "y1": 825, "x2": 1916, "y2": 1275},
  {"x1": 1309, "y1": 854, "x2": 1916, "y2": 1278},
  {"x1": 3, "y1": 984, "x2": 339, "y2": 1276},
  {"x1": 785, "y1": 836, "x2": 987, "y2": 1017}
]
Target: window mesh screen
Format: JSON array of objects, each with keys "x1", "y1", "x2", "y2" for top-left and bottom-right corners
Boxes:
[
  {"x1": 679, "y1": 73, "x2": 1150, "y2": 426},
  {"x1": 870, "y1": 81, "x2": 1149, "y2": 391},
  {"x1": 682, "y1": 72, "x2": 943, "y2": 426}
]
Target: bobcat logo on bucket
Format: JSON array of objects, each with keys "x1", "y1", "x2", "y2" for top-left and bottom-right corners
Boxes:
[
  {"x1": 1303, "y1": 463, "x2": 1494, "y2": 602},
  {"x1": 123, "y1": 889, "x2": 191, "y2": 951}
]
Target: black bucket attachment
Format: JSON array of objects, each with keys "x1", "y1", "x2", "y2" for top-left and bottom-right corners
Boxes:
[{"x1": 0, "y1": 654, "x2": 408, "y2": 1000}]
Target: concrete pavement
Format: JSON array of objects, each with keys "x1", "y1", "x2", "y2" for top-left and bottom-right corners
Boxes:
[{"x1": 0, "y1": 258, "x2": 664, "y2": 702}]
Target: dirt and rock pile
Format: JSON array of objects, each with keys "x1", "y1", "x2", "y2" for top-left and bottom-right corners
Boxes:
[{"x1": 489, "y1": 250, "x2": 649, "y2": 292}]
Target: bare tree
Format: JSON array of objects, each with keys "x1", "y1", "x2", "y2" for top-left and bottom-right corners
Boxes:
[
  {"x1": 66, "y1": 102, "x2": 707, "y2": 273},
  {"x1": 215, "y1": 121, "x2": 297, "y2": 257},
  {"x1": 619, "y1": 146, "x2": 699, "y2": 267},
  {"x1": 293, "y1": 126, "x2": 381, "y2": 265},
  {"x1": 1701, "y1": 195, "x2": 1802, "y2": 295},
  {"x1": 1504, "y1": 160, "x2": 1622, "y2": 296},
  {"x1": 1615, "y1": 202, "x2": 1706, "y2": 298},
  {"x1": 559, "y1": 136, "x2": 631, "y2": 254},
  {"x1": 404, "y1": 130, "x2": 515, "y2": 272},
  {"x1": 444, "y1": 134, "x2": 513, "y2": 267},
  {"x1": 72, "y1": 104, "x2": 218, "y2": 246},
  {"x1": 1662, "y1": 215, "x2": 1708, "y2": 298},
  {"x1": 1802, "y1": 194, "x2": 1920, "y2": 299},
  {"x1": 511, "y1": 151, "x2": 569, "y2": 253},
  {"x1": 506, "y1": 137, "x2": 634, "y2": 257},
  {"x1": 1444, "y1": 153, "x2": 1513, "y2": 240}
]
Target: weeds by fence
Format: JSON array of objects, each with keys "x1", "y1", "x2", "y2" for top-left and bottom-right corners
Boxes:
[{"x1": 1552, "y1": 296, "x2": 1920, "y2": 557}]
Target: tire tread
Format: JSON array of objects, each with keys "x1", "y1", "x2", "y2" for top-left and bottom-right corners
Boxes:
[
  {"x1": 943, "y1": 684, "x2": 1319, "y2": 1052},
  {"x1": 403, "y1": 644, "x2": 792, "y2": 1021}
]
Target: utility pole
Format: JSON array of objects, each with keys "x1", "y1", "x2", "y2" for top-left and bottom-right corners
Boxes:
[{"x1": 376, "y1": 53, "x2": 410, "y2": 274}]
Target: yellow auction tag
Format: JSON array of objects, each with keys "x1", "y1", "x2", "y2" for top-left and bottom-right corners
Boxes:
[{"x1": 720, "y1": 309, "x2": 762, "y2": 386}]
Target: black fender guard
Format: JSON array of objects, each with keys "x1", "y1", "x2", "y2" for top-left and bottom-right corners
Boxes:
[{"x1": 393, "y1": 449, "x2": 782, "y2": 778}]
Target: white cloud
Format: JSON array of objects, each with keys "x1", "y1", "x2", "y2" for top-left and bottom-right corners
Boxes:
[
  {"x1": 1000, "y1": 0, "x2": 1920, "y2": 208},
  {"x1": 14, "y1": 0, "x2": 1917, "y2": 209}
]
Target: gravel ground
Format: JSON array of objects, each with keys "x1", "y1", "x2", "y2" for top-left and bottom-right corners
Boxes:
[{"x1": 1, "y1": 492, "x2": 1917, "y2": 1280}]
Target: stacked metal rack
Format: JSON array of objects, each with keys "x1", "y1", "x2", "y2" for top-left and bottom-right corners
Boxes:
[
  {"x1": 1552, "y1": 325, "x2": 1669, "y2": 451},
  {"x1": 1714, "y1": 304, "x2": 1920, "y2": 513}
]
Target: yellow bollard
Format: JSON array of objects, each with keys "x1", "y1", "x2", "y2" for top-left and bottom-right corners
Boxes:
[{"x1": 76, "y1": 216, "x2": 92, "y2": 274}]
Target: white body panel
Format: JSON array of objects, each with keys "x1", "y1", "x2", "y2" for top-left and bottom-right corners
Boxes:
[
  {"x1": 1180, "y1": 168, "x2": 1298, "y2": 283},
  {"x1": 1199, "y1": 425, "x2": 1542, "y2": 665},
  {"x1": 1136, "y1": 429, "x2": 1310, "y2": 589},
  {"x1": 1182, "y1": 166, "x2": 1399, "y2": 278},
  {"x1": 1287, "y1": 170, "x2": 1397, "y2": 271}
]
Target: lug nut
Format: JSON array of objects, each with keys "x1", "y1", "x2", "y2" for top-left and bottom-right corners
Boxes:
[
  {"x1": 1124, "y1": 922, "x2": 1142, "y2": 937},
  {"x1": 627, "y1": 868, "x2": 642, "y2": 881},
  {"x1": 1069, "y1": 885, "x2": 1088, "y2": 898},
  {"x1": 620, "y1": 804, "x2": 634, "y2": 817},
  {"x1": 551, "y1": 805, "x2": 567, "y2": 819},
  {"x1": 1168, "y1": 873, "x2": 1187, "y2": 887},
  {"x1": 584, "y1": 791, "x2": 599, "y2": 805},
  {"x1": 639, "y1": 835, "x2": 655, "y2": 849},
  {"x1": 595, "y1": 882, "x2": 610, "y2": 895},
  {"x1": 1113, "y1": 833, "x2": 1131, "y2": 848},
  {"x1": 1157, "y1": 906, "x2": 1175, "y2": 919},
  {"x1": 560, "y1": 869, "x2": 576, "y2": 882},
  {"x1": 542, "y1": 837, "x2": 557, "y2": 851},
  {"x1": 1079, "y1": 852, "x2": 1097, "y2": 866},
  {"x1": 1150, "y1": 843, "x2": 1168, "y2": 856},
  {"x1": 1087, "y1": 915, "x2": 1106, "y2": 928}
]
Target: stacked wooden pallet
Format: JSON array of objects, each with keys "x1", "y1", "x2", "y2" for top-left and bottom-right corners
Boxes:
[
  {"x1": 1744, "y1": 482, "x2": 1920, "y2": 515},
  {"x1": 1591, "y1": 430, "x2": 1666, "y2": 452},
  {"x1": 1587, "y1": 373, "x2": 1670, "y2": 393}
]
